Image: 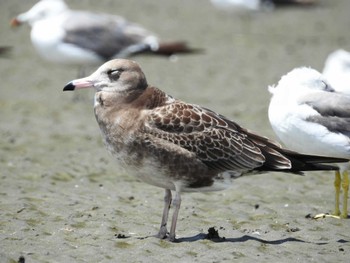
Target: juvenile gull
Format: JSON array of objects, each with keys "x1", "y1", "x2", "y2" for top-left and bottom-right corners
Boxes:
[
  {"x1": 64, "y1": 59, "x2": 345, "y2": 241},
  {"x1": 268, "y1": 67, "x2": 350, "y2": 219},
  {"x1": 11, "y1": 0, "x2": 199, "y2": 66}
]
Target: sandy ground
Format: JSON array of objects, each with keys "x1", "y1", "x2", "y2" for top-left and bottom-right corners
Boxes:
[{"x1": 1, "y1": 0, "x2": 350, "y2": 262}]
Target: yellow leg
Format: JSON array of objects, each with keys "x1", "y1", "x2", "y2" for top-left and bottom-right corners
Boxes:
[
  {"x1": 341, "y1": 171, "x2": 349, "y2": 219},
  {"x1": 314, "y1": 171, "x2": 341, "y2": 219},
  {"x1": 334, "y1": 171, "x2": 341, "y2": 216},
  {"x1": 314, "y1": 171, "x2": 349, "y2": 220}
]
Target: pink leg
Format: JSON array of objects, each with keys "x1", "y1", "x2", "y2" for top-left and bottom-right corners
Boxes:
[
  {"x1": 157, "y1": 189, "x2": 172, "y2": 239},
  {"x1": 169, "y1": 190, "x2": 181, "y2": 242}
]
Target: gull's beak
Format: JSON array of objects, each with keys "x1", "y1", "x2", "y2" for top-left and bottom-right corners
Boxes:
[
  {"x1": 10, "y1": 17, "x2": 21, "y2": 27},
  {"x1": 63, "y1": 78, "x2": 94, "y2": 91}
]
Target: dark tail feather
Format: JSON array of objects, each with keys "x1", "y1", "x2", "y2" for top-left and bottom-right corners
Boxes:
[
  {"x1": 271, "y1": 0, "x2": 317, "y2": 6},
  {"x1": 257, "y1": 148, "x2": 344, "y2": 175},
  {"x1": 149, "y1": 41, "x2": 203, "y2": 56},
  {"x1": 247, "y1": 132, "x2": 347, "y2": 174},
  {"x1": 267, "y1": 147, "x2": 346, "y2": 175},
  {"x1": 281, "y1": 149, "x2": 347, "y2": 173}
]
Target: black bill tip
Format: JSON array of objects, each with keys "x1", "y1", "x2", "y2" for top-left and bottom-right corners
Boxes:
[{"x1": 63, "y1": 82, "x2": 75, "y2": 91}]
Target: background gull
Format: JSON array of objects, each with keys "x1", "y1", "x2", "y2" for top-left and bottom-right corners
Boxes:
[
  {"x1": 210, "y1": 0, "x2": 317, "y2": 12},
  {"x1": 268, "y1": 67, "x2": 350, "y2": 219},
  {"x1": 323, "y1": 49, "x2": 350, "y2": 95},
  {"x1": 10, "y1": 0, "x2": 199, "y2": 67},
  {"x1": 63, "y1": 59, "x2": 345, "y2": 241}
]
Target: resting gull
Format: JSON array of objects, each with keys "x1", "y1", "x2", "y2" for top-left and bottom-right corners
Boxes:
[
  {"x1": 11, "y1": 0, "x2": 199, "y2": 66},
  {"x1": 268, "y1": 67, "x2": 350, "y2": 219},
  {"x1": 63, "y1": 59, "x2": 345, "y2": 241}
]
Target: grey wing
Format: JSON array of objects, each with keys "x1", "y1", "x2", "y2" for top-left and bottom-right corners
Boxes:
[
  {"x1": 301, "y1": 92, "x2": 350, "y2": 117},
  {"x1": 306, "y1": 114, "x2": 350, "y2": 136},
  {"x1": 144, "y1": 103, "x2": 267, "y2": 173},
  {"x1": 62, "y1": 11, "x2": 155, "y2": 59},
  {"x1": 301, "y1": 92, "x2": 350, "y2": 135}
]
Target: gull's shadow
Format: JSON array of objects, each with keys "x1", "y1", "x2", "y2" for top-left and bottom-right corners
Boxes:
[
  {"x1": 139, "y1": 233, "x2": 329, "y2": 244},
  {"x1": 135, "y1": 228, "x2": 349, "y2": 244},
  {"x1": 176, "y1": 232, "x2": 349, "y2": 244},
  {"x1": 176, "y1": 233, "x2": 317, "y2": 244}
]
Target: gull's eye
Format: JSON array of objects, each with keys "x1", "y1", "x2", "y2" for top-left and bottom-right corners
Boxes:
[
  {"x1": 107, "y1": 69, "x2": 122, "y2": 80},
  {"x1": 321, "y1": 80, "x2": 334, "y2": 92}
]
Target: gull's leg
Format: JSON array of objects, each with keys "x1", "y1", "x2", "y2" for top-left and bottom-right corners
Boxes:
[
  {"x1": 341, "y1": 171, "x2": 349, "y2": 219},
  {"x1": 168, "y1": 189, "x2": 182, "y2": 242},
  {"x1": 334, "y1": 170, "x2": 341, "y2": 216},
  {"x1": 157, "y1": 189, "x2": 172, "y2": 239},
  {"x1": 314, "y1": 171, "x2": 341, "y2": 219}
]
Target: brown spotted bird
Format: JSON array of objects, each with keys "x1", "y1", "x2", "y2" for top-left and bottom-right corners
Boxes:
[{"x1": 63, "y1": 59, "x2": 345, "y2": 241}]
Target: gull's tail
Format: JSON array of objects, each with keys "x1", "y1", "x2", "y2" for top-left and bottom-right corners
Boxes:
[
  {"x1": 144, "y1": 41, "x2": 203, "y2": 56},
  {"x1": 271, "y1": 0, "x2": 317, "y2": 7},
  {"x1": 243, "y1": 128, "x2": 347, "y2": 175},
  {"x1": 277, "y1": 148, "x2": 346, "y2": 173}
]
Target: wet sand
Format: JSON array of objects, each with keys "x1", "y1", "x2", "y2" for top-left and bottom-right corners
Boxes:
[{"x1": 1, "y1": 0, "x2": 350, "y2": 262}]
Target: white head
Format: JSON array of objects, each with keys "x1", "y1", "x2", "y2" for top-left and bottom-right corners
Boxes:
[
  {"x1": 269, "y1": 67, "x2": 334, "y2": 99},
  {"x1": 322, "y1": 49, "x2": 350, "y2": 94},
  {"x1": 11, "y1": 0, "x2": 68, "y2": 26},
  {"x1": 323, "y1": 49, "x2": 350, "y2": 74}
]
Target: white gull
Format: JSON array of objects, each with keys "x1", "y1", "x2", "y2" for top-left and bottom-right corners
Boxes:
[
  {"x1": 11, "y1": 0, "x2": 198, "y2": 66},
  {"x1": 268, "y1": 67, "x2": 350, "y2": 218}
]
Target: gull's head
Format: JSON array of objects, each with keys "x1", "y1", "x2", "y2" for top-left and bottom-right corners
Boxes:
[
  {"x1": 269, "y1": 67, "x2": 334, "y2": 98},
  {"x1": 11, "y1": 0, "x2": 68, "y2": 27},
  {"x1": 323, "y1": 49, "x2": 350, "y2": 74},
  {"x1": 63, "y1": 59, "x2": 148, "y2": 94}
]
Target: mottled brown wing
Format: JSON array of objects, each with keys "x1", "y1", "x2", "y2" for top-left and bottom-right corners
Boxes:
[{"x1": 144, "y1": 102, "x2": 268, "y2": 172}]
